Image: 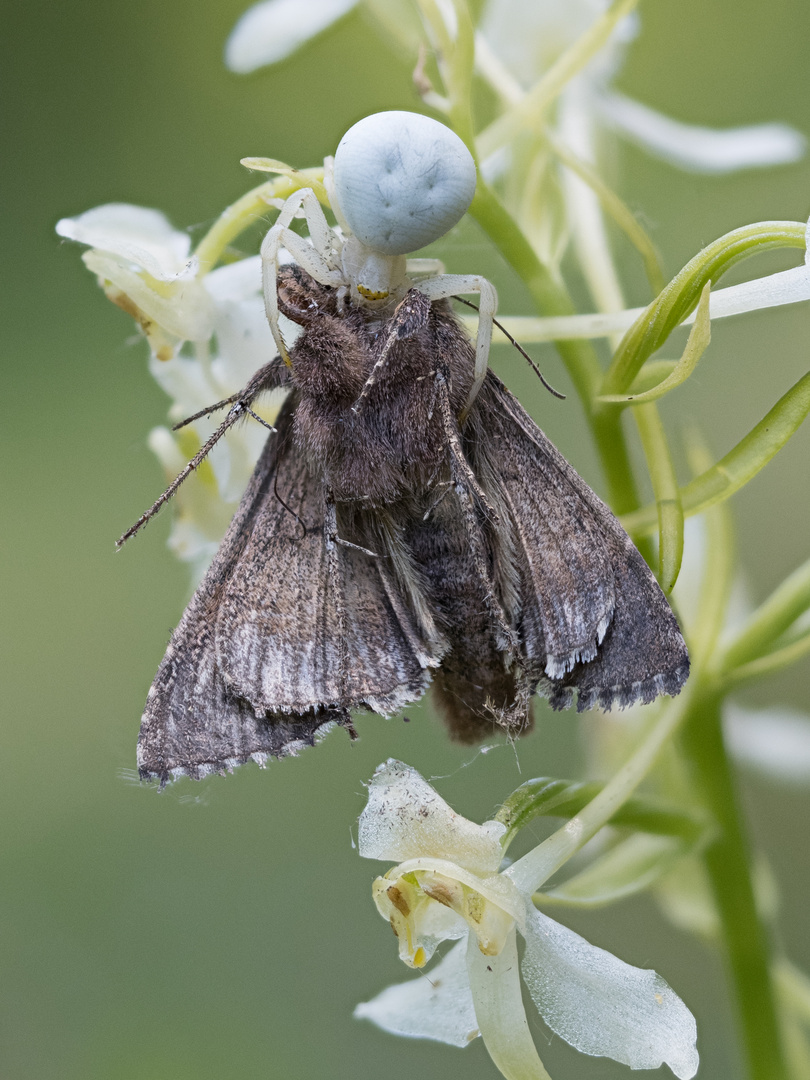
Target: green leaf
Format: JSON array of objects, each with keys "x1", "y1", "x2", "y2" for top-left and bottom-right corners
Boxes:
[
  {"x1": 635, "y1": 402, "x2": 683, "y2": 590},
  {"x1": 536, "y1": 833, "x2": 691, "y2": 908},
  {"x1": 601, "y1": 220, "x2": 806, "y2": 396}
]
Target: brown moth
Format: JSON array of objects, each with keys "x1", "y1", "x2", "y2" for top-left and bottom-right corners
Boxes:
[{"x1": 134, "y1": 264, "x2": 689, "y2": 784}]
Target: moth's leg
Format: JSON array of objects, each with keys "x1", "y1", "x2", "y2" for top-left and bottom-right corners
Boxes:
[
  {"x1": 261, "y1": 188, "x2": 344, "y2": 365},
  {"x1": 422, "y1": 480, "x2": 454, "y2": 521},
  {"x1": 417, "y1": 274, "x2": 497, "y2": 417},
  {"x1": 435, "y1": 365, "x2": 519, "y2": 657},
  {"x1": 324, "y1": 491, "x2": 380, "y2": 558},
  {"x1": 352, "y1": 288, "x2": 432, "y2": 414}
]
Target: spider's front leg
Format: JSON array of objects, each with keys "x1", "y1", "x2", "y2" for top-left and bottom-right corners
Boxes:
[
  {"x1": 260, "y1": 187, "x2": 345, "y2": 364},
  {"x1": 416, "y1": 274, "x2": 498, "y2": 418}
]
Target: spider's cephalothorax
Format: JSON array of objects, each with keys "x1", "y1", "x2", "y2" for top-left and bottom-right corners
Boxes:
[{"x1": 260, "y1": 111, "x2": 496, "y2": 414}]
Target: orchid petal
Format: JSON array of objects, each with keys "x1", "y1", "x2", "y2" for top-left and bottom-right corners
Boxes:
[
  {"x1": 358, "y1": 760, "x2": 506, "y2": 872},
  {"x1": 224, "y1": 0, "x2": 358, "y2": 74},
  {"x1": 521, "y1": 907, "x2": 699, "y2": 1077},
  {"x1": 354, "y1": 940, "x2": 479, "y2": 1047},
  {"x1": 205, "y1": 256, "x2": 301, "y2": 386},
  {"x1": 724, "y1": 702, "x2": 810, "y2": 785},
  {"x1": 56, "y1": 203, "x2": 194, "y2": 280},
  {"x1": 599, "y1": 90, "x2": 806, "y2": 174},
  {"x1": 477, "y1": 253, "x2": 810, "y2": 346},
  {"x1": 384, "y1": 856, "x2": 526, "y2": 928},
  {"x1": 82, "y1": 250, "x2": 214, "y2": 344},
  {"x1": 467, "y1": 927, "x2": 553, "y2": 1080}
]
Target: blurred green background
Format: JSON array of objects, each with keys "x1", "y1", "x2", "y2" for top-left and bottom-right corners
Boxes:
[{"x1": 3, "y1": 1, "x2": 810, "y2": 1077}]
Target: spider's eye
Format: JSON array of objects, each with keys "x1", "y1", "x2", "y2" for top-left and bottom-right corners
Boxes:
[{"x1": 332, "y1": 111, "x2": 476, "y2": 257}]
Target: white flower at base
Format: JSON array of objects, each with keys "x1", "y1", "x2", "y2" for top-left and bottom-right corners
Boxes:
[{"x1": 355, "y1": 760, "x2": 699, "y2": 1079}]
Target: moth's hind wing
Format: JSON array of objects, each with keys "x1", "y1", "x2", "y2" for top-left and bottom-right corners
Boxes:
[
  {"x1": 137, "y1": 399, "x2": 342, "y2": 785},
  {"x1": 473, "y1": 376, "x2": 617, "y2": 679},
  {"x1": 480, "y1": 375, "x2": 689, "y2": 710}
]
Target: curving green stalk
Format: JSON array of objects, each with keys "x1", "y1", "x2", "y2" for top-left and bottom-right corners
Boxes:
[{"x1": 680, "y1": 686, "x2": 788, "y2": 1080}]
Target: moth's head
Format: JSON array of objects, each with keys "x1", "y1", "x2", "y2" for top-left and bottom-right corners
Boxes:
[{"x1": 276, "y1": 263, "x2": 338, "y2": 326}]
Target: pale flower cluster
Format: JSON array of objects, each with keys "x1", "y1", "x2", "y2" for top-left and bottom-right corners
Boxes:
[
  {"x1": 56, "y1": 204, "x2": 294, "y2": 578},
  {"x1": 56, "y1": 0, "x2": 807, "y2": 582}
]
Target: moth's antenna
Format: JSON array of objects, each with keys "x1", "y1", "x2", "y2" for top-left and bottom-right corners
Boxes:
[
  {"x1": 119, "y1": 360, "x2": 285, "y2": 548},
  {"x1": 452, "y1": 295, "x2": 565, "y2": 400},
  {"x1": 117, "y1": 407, "x2": 248, "y2": 547},
  {"x1": 273, "y1": 467, "x2": 306, "y2": 539},
  {"x1": 172, "y1": 394, "x2": 242, "y2": 431}
]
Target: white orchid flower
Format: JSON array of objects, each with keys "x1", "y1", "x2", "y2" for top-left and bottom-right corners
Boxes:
[
  {"x1": 355, "y1": 760, "x2": 699, "y2": 1079},
  {"x1": 57, "y1": 204, "x2": 295, "y2": 579},
  {"x1": 479, "y1": 0, "x2": 804, "y2": 175},
  {"x1": 56, "y1": 204, "x2": 214, "y2": 361},
  {"x1": 226, "y1": 0, "x2": 803, "y2": 177}
]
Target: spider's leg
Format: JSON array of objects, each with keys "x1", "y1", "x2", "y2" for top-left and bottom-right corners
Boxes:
[
  {"x1": 404, "y1": 257, "x2": 445, "y2": 279},
  {"x1": 353, "y1": 288, "x2": 431, "y2": 414},
  {"x1": 260, "y1": 187, "x2": 344, "y2": 365},
  {"x1": 417, "y1": 273, "x2": 497, "y2": 418}
]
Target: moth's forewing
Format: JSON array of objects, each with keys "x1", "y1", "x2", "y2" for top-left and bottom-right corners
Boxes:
[
  {"x1": 212, "y1": 441, "x2": 439, "y2": 715},
  {"x1": 479, "y1": 375, "x2": 689, "y2": 710},
  {"x1": 137, "y1": 401, "x2": 330, "y2": 783},
  {"x1": 137, "y1": 399, "x2": 441, "y2": 784}
]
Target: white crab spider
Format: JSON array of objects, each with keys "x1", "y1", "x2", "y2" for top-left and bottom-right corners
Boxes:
[{"x1": 260, "y1": 111, "x2": 497, "y2": 413}]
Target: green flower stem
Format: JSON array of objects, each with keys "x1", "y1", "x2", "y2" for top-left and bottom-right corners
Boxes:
[
  {"x1": 445, "y1": 0, "x2": 477, "y2": 153},
  {"x1": 506, "y1": 682, "x2": 695, "y2": 897},
  {"x1": 496, "y1": 777, "x2": 706, "y2": 852},
  {"x1": 634, "y1": 401, "x2": 683, "y2": 589},
  {"x1": 680, "y1": 686, "x2": 788, "y2": 1080},
  {"x1": 679, "y1": 482, "x2": 785, "y2": 1080},
  {"x1": 476, "y1": 0, "x2": 641, "y2": 160},
  {"x1": 620, "y1": 370, "x2": 810, "y2": 537},
  {"x1": 719, "y1": 554, "x2": 810, "y2": 672},
  {"x1": 193, "y1": 168, "x2": 326, "y2": 275},
  {"x1": 468, "y1": 181, "x2": 642, "y2": 516},
  {"x1": 602, "y1": 222, "x2": 806, "y2": 396}
]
